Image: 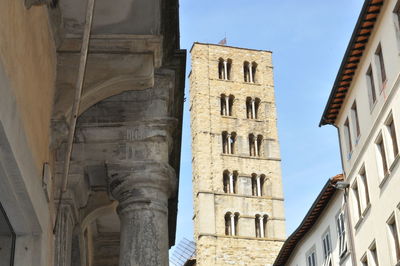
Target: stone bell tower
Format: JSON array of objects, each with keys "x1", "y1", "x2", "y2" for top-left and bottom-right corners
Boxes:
[{"x1": 189, "y1": 42, "x2": 286, "y2": 265}]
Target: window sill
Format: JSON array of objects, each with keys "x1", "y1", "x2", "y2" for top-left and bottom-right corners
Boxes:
[
  {"x1": 221, "y1": 153, "x2": 281, "y2": 161},
  {"x1": 215, "y1": 78, "x2": 234, "y2": 83},
  {"x1": 221, "y1": 115, "x2": 237, "y2": 120},
  {"x1": 354, "y1": 203, "x2": 371, "y2": 231},
  {"x1": 389, "y1": 153, "x2": 400, "y2": 172},
  {"x1": 369, "y1": 100, "x2": 377, "y2": 114},
  {"x1": 240, "y1": 81, "x2": 262, "y2": 86},
  {"x1": 378, "y1": 171, "x2": 391, "y2": 189},
  {"x1": 354, "y1": 216, "x2": 364, "y2": 231},
  {"x1": 362, "y1": 203, "x2": 371, "y2": 217},
  {"x1": 339, "y1": 251, "x2": 350, "y2": 265}
]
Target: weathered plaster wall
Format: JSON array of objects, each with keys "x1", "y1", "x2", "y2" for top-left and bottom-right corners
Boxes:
[{"x1": 0, "y1": 0, "x2": 56, "y2": 171}]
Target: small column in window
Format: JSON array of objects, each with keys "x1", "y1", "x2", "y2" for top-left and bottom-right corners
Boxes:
[
  {"x1": 223, "y1": 60, "x2": 228, "y2": 81},
  {"x1": 259, "y1": 215, "x2": 264, "y2": 237},
  {"x1": 230, "y1": 213, "x2": 235, "y2": 236},
  {"x1": 256, "y1": 176, "x2": 261, "y2": 196},
  {"x1": 251, "y1": 99, "x2": 256, "y2": 119},
  {"x1": 251, "y1": 62, "x2": 257, "y2": 83}
]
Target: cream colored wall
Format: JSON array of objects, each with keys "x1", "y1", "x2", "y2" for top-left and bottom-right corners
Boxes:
[
  {"x1": 285, "y1": 193, "x2": 352, "y2": 266},
  {"x1": 336, "y1": 0, "x2": 400, "y2": 265},
  {"x1": 0, "y1": 0, "x2": 56, "y2": 172},
  {"x1": 190, "y1": 43, "x2": 286, "y2": 265}
]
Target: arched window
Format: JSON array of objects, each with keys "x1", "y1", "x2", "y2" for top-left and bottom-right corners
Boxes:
[
  {"x1": 255, "y1": 214, "x2": 261, "y2": 237},
  {"x1": 218, "y1": 58, "x2": 225, "y2": 80},
  {"x1": 246, "y1": 97, "x2": 261, "y2": 119},
  {"x1": 251, "y1": 173, "x2": 264, "y2": 196},
  {"x1": 228, "y1": 95, "x2": 234, "y2": 116},
  {"x1": 259, "y1": 174, "x2": 266, "y2": 196},
  {"x1": 249, "y1": 134, "x2": 255, "y2": 156},
  {"x1": 221, "y1": 94, "x2": 227, "y2": 115},
  {"x1": 243, "y1": 61, "x2": 251, "y2": 82},
  {"x1": 227, "y1": 59, "x2": 232, "y2": 80},
  {"x1": 257, "y1": 135, "x2": 263, "y2": 156},
  {"x1": 251, "y1": 62, "x2": 258, "y2": 83},
  {"x1": 219, "y1": 58, "x2": 232, "y2": 80},
  {"x1": 225, "y1": 212, "x2": 239, "y2": 236},
  {"x1": 246, "y1": 97, "x2": 252, "y2": 119},
  {"x1": 222, "y1": 132, "x2": 236, "y2": 154},
  {"x1": 223, "y1": 170, "x2": 237, "y2": 194},
  {"x1": 255, "y1": 214, "x2": 267, "y2": 238},
  {"x1": 221, "y1": 94, "x2": 234, "y2": 116},
  {"x1": 262, "y1": 215, "x2": 268, "y2": 238},
  {"x1": 230, "y1": 132, "x2": 236, "y2": 154},
  {"x1": 254, "y1": 98, "x2": 261, "y2": 119},
  {"x1": 251, "y1": 173, "x2": 257, "y2": 196}
]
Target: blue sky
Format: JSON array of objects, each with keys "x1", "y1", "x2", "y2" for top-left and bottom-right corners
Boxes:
[{"x1": 171, "y1": 0, "x2": 364, "y2": 256}]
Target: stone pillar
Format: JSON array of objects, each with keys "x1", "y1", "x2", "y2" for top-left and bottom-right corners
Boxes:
[
  {"x1": 230, "y1": 213, "x2": 235, "y2": 236},
  {"x1": 256, "y1": 176, "x2": 261, "y2": 197},
  {"x1": 254, "y1": 139, "x2": 258, "y2": 156},
  {"x1": 107, "y1": 161, "x2": 176, "y2": 266},
  {"x1": 259, "y1": 216, "x2": 264, "y2": 238},
  {"x1": 223, "y1": 61, "x2": 228, "y2": 80},
  {"x1": 249, "y1": 65, "x2": 253, "y2": 83},
  {"x1": 227, "y1": 135, "x2": 231, "y2": 154},
  {"x1": 229, "y1": 173, "x2": 234, "y2": 194},
  {"x1": 225, "y1": 96, "x2": 230, "y2": 116},
  {"x1": 54, "y1": 203, "x2": 75, "y2": 266},
  {"x1": 251, "y1": 100, "x2": 256, "y2": 119}
]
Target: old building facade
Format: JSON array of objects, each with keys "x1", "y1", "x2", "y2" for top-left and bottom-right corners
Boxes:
[
  {"x1": 189, "y1": 43, "x2": 286, "y2": 265},
  {"x1": 274, "y1": 0, "x2": 400, "y2": 265},
  {"x1": 0, "y1": 0, "x2": 185, "y2": 265},
  {"x1": 321, "y1": 0, "x2": 400, "y2": 265}
]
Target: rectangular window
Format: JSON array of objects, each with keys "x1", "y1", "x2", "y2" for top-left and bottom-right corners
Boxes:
[
  {"x1": 337, "y1": 212, "x2": 347, "y2": 256},
  {"x1": 369, "y1": 241, "x2": 379, "y2": 266},
  {"x1": 306, "y1": 250, "x2": 317, "y2": 266},
  {"x1": 375, "y1": 44, "x2": 387, "y2": 87},
  {"x1": 322, "y1": 230, "x2": 332, "y2": 260},
  {"x1": 387, "y1": 215, "x2": 400, "y2": 263},
  {"x1": 359, "y1": 167, "x2": 370, "y2": 209},
  {"x1": 385, "y1": 115, "x2": 399, "y2": 165},
  {"x1": 375, "y1": 134, "x2": 388, "y2": 179},
  {"x1": 0, "y1": 203, "x2": 15, "y2": 266},
  {"x1": 366, "y1": 66, "x2": 377, "y2": 108},
  {"x1": 352, "y1": 180, "x2": 362, "y2": 220},
  {"x1": 351, "y1": 102, "x2": 361, "y2": 139},
  {"x1": 361, "y1": 253, "x2": 368, "y2": 266},
  {"x1": 344, "y1": 118, "x2": 353, "y2": 156}
]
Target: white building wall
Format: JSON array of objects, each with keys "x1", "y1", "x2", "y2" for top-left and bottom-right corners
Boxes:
[
  {"x1": 336, "y1": 0, "x2": 400, "y2": 265},
  {"x1": 286, "y1": 193, "x2": 352, "y2": 266}
]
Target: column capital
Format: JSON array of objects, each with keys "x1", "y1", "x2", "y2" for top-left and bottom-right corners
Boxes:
[{"x1": 106, "y1": 161, "x2": 176, "y2": 212}]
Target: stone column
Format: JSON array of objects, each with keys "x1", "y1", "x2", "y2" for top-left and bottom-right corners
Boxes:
[
  {"x1": 251, "y1": 99, "x2": 256, "y2": 119},
  {"x1": 54, "y1": 203, "x2": 75, "y2": 266},
  {"x1": 227, "y1": 134, "x2": 231, "y2": 154},
  {"x1": 249, "y1": 65, "x2": 253, "y2": 83},
  {"x1": 259, "y1": 216, "x2": 264, "y2": 238},
  {"x1": 229, "y1": 173, "x2": 234, "y2": 194},
  {"x1": 107, "y1": 161, "x2": 176, "y2": 266},
  {"x1": 256, "y1": 176, "x2": 261, "y2": 197},
  {"x1": 225, "y1": 96, "x2": 230, "y2": 116},
  {"x1": 223, "y1": 61, "x2": 228, "y2": 80},
  {"x1": 230, "y1": 213, "x2": 235, "y2": 236},
  {"x1": 254, "y1": 138, "x2": 258, "y2": 156}
]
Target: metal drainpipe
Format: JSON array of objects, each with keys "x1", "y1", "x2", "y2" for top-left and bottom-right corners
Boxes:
[
  {"x1": 53, "y1": 0, "x2": 96, "y2": 233},
  {"x1": 334, "y1": 124, "x2": 357, "y2": 265}
]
